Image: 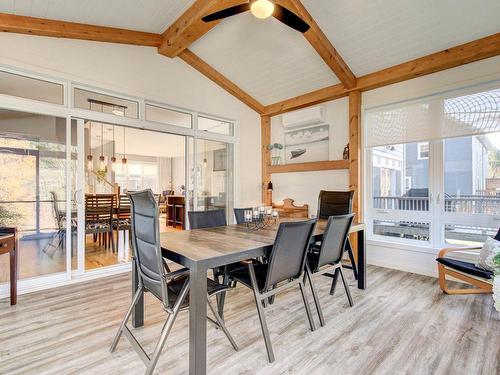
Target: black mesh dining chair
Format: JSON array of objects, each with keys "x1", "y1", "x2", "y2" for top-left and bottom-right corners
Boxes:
[
  {"x1": 188, "y1": 209, "x2": 227, "y2": 229},
  {"x1": 316, "y1": 190, "x2": 358, "y2": 282},
  {"x1": 305, "y1": 214, "x2": 355, "y2": 327},
  {"x1": 233, "y1": 207, "x2": 253, "y2": 224},
  {"x1": 228, "y1": 219, "x2": 317, "y2": 363},
  {"x1": 110, "y1": 190, "x2": 238, "y2": 375}
]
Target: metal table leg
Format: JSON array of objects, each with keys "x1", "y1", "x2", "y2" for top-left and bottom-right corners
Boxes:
[
  {"x1": 189, "y1": 262, "x2": 208, "y2": 375},
  {"x1": 357, "y1": 229, "x2": 366, "y2": 289}
]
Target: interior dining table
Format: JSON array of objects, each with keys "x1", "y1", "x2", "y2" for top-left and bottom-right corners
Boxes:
[{"x1": 131, "y1": 218, "x2": 366, "y2": 375}]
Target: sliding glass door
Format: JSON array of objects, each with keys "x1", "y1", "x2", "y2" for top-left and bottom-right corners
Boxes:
[
  {"x1": 188, "y1": 138, "x2": 234, "y2": 222},
  {"x1": 0, "y1": 109, "x2": 72, "y2": 284},
  {"x1": 73, "y1": 118, "x2": 189, "y2": 273}
]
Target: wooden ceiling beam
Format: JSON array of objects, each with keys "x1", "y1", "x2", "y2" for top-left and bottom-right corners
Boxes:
[
  {"x1": 264, "y1": 83, "x2": 348, "y2": 116},
  {"x1": 0, "y1": 13, "x2": 162, "y2": 47},
  {"x1": 263, "y1": 33, "x2": 500, "y2": 116},
  {"x1": 179, "y1": 49, "x2": 265, "y2": 114},
  {"x1": 159, "y1": 0, "x2": 247, "y2": 58},
  {"x1": 277, "y1": 0, "x2": 357, "y2": 89},
  {"x1": 355, "y1": 32, "x2": 500, "y2": 92}
]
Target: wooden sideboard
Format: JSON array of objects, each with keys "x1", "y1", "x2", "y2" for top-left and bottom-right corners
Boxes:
[{"x1": 0, "y1": 228, "x2": 17, "y2": 305}]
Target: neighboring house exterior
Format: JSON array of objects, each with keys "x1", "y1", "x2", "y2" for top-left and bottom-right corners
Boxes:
[{"x1": 373, "y1": 136, "x2": 492, "y2": 202}]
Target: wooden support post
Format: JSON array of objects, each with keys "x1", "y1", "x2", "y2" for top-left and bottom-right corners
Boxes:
[
  {"x1": 349, "y1": 91, "x2": 361, "y2": 259},
  {"x1": 261, "y1": 115, "x2": 272, "y2": 205}
]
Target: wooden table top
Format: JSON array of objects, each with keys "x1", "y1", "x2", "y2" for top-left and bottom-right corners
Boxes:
[{"x1": 160, "y1": 218, "x2": 365, "y2": 268}]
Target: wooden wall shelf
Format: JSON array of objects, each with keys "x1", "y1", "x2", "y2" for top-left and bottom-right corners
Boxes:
[{"x1": 268, "y1": 159, "x2": 349, "y2": 174}]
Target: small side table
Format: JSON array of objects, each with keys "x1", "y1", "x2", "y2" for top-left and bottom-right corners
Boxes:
[{"x1": 0, "y1": 228, "x2": 17, "y2": 305}]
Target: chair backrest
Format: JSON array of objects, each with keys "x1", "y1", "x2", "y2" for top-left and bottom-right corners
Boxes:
[
  {"x1": 264, "y1": 219, "x2": 316, "y2": 290},
  {"x1": 188, "y1": 209, "x2": 227, "y2": 229},
  {"x1": 317, "y1": 190, "x2": 354, "y2": 219},
  {"x1": 85, "y1": 194, "x2": 115, "y2": 223},
  {"x1": 315, "y1": 214, "x2": 354, "y2": 270},
  {"x1": 233, "y1": 207, "x2": 252, "y2": 224},
  {"x1": 50, "y1": 191, "x2": 62, "y2": 228},
  {"x1": 117, "y1": 194, "x2": 131, "y2": 219},
  {"x1": 128, "y1": 189, "x2": 169, "y2": 307}
]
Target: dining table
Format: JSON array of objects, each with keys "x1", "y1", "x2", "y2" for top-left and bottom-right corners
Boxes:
[{"x1": 131, "y1": 218, "x2": 366, "y2": 375}]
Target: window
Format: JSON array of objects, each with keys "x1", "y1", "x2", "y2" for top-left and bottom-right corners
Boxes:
[
  {"x1": 145, "y1": 104, "x2": 192, "y2": 128},
  {"x1": 417, "y1": 142, "x2": 429, "y2": 159},
  {"x1": 73, "y1": 88, "x2": 139, "y2": 119},
  {"x1": 372, "y1": 143, "x2": 429, "y2": 212},
  {"x1": 115, "y1": 161, "x2": 159, "y2": 192},
  {"x1": 373, "y1": 220, "x2": 430, "y2": 242},
  {"x1": 367, "y1": 85, "x2": 500, "y2": 248},
  {"x1": 198, "y1": 116, "x2": 234, "y2": 136},
  {"x1": 0, "y1": 70, "x2": 64, "y2": 105}
]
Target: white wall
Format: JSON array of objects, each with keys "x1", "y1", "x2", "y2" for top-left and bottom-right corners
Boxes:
[
  {"x1": 270, "y1": 97, "x2": 350, "y2": 214},
  {"x1": 363, "y1": 56, "x2": 500, "y2": 277},
  {"x1": 0, "y1": 33, "x2": 262, "y2": 208}
]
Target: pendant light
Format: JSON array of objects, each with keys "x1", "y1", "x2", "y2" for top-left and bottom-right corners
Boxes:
[
  {"x1": 110, "y1": 125, "x2": 117, "y2": 172},
  {"x1": 98, "y1": 122, "x2": 106, "y2": 172},
  {"x1": 121, "y1": 126, "x2": 127, "y2": 173},
  {"x1": 87, "y1": 122, "x2": 93, "y2": 171}
]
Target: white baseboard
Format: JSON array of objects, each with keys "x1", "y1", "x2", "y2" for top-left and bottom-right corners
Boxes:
[{"x1": 0, "y1": 263, "x2": 131, "y2": 300}]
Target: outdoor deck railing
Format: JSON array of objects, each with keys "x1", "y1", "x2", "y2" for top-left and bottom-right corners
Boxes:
[{"x1": 374, "y1": 194, "x2": 500, "y2": 214}]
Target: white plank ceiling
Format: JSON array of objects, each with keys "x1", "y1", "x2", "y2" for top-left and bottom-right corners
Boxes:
[
  {"x1": 301, "y1": 0, "x2": 500, "y2": 76},
  {"x1": 0, "y1": 0, "x2": 195, "y2": 33},
  {"x1": 0, "y1": 0, "x2": 499, "y2": 105},
  {"x1": 190, "y1": 12, "x2": 339, "y2": 105}
]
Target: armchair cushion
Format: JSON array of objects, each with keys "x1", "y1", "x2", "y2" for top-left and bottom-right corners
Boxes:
[
  {"x1": 436, "y1": 257, "x2": 493, "y2": 279},
  {"x1": 475, "y1": 237, "x2": 500, "y2": 272}
]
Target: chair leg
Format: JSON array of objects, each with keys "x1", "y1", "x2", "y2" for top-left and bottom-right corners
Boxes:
[
  {"x1": 339, "y1": 268, "x2": 354, "y2": 307},
  {"x1": 110, "y1": 288, "x2": 144, "y2": 353},
  {"x1": 217, "y1": 272, "x2": 230, "y2": 320},
  {"x1": 207, "y1": 295, "x2": 238, "y2": 351},
  {"x1": 145, "y1": 281, "x2": 190, "y2": 375},
  {"x1": 329, "y1": 268, "x2": 340, "y2": 296},
  {"x1": 248, "y1": 263, "x2": 275, "y2": 362},
  {"x1": 346, "y1": 239, "x2": 358, "y2": 280},
  {"x1": 252, "y1": 289, "x2": 275, "y2": 363},
  {"x1": 299, "y1": 280, "x2": 317, "y2": 332},
  {"x1": 305, "y1": 265, "x2": 325, "y2": 327}
]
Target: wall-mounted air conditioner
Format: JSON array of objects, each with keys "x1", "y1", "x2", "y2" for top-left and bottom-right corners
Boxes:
[{"x1": 281, "y1": 105, "x2": 325, "y2": 129}]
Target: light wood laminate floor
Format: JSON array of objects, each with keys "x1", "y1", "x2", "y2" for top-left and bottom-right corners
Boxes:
[{"x1": 0, "y1": 266, "x2": 498, "y2": 374}]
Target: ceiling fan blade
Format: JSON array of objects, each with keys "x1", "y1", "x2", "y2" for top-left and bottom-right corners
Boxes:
[
  {"x1": 273, "y1": 4, "x2": 310, "y2": 33},
  {"x1": 202, "y1": 4, "x2": 250, "y2": 22}
]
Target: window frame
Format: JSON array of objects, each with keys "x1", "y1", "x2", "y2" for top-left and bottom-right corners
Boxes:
[
  {"x1": 366, "y1": 134, "x2": 500, "y2": 251},
  {"x1": 417, "y1": 142, "x2": 429, "y2": 160}
]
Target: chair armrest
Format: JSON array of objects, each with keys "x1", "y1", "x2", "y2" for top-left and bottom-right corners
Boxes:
[
  {"x1": 165, "y1": 267, "x2": 190, "y2": 281},
  {"x1": 438, "y1": 246, "x2": 482, "y2": 258}
]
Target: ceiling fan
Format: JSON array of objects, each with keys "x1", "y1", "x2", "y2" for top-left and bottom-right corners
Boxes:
[{"x1": 201, "y1": 0, "x2": 310, "y2": 33}]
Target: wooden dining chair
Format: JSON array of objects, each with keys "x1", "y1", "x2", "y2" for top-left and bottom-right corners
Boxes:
[
  {"x1": 305, "y1": 214, "x2": 355, "y2": 327},
  {"x1": 85, "y1": 194, "x2": 115, "y2": 252},
  {"x1": 113, "y1": 194, "x2": 131, "y2": 247},
  {"x1": 227, "y1": 219, "x2": 317, "y2": 363},
  {"x1": 110, "y1": 190, "x2": 238, "y2": 375}
]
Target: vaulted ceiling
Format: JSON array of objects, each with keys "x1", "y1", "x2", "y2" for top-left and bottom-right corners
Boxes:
[{"x1": 0, "y1": 0, "x2": 499, "y2": 113}]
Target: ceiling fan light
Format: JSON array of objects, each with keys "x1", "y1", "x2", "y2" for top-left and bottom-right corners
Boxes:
[{"x1": 250, "y1": 0, "x2": 274, "y2": 19}]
